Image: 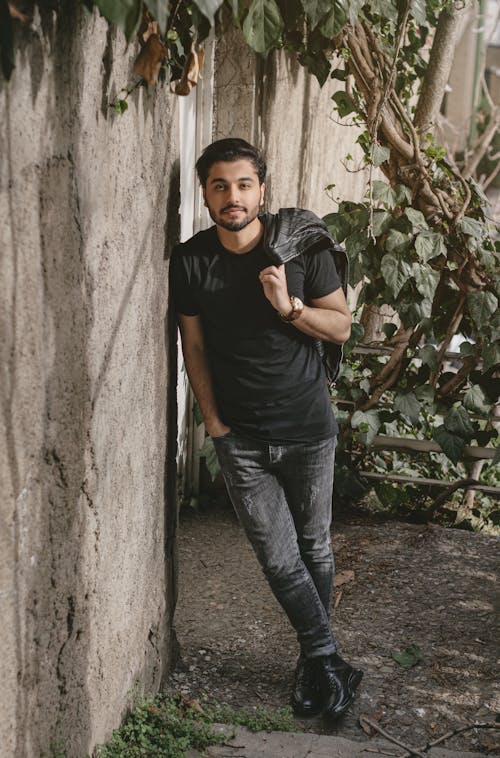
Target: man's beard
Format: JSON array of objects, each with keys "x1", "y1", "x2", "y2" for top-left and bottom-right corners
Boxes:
[{"x1": 208, "y1": 202, "x2": 261, "y2": 232}]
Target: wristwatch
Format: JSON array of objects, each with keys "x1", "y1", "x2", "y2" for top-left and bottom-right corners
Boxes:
[{"x1": 278, "y1": 295, "x2": 304, "y2": 323}]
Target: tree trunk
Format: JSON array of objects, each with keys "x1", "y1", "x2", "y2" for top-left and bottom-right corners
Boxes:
[{"x1": 414, "y1": 0, "x2": 471, "y2": 135}]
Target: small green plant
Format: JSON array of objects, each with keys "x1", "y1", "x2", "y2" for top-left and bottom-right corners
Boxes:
[
  {"x1": 94, "y1": 694, "x2": 226, "y2": 758},
  {"x1": 215, "y1": 704, "x2": 295, "y2": 733},
  {"x1": 94, "y1": 693, "x2": 297, "y2": 757}
]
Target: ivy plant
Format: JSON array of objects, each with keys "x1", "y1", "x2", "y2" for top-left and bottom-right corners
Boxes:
[{"x1": 4, "y1": 0, "x2": 498, "y2": 513}]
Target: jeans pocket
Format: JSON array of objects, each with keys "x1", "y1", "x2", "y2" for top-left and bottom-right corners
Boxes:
[{"x1": 211, "y1": 430, "x2": 233, "y2": 442}]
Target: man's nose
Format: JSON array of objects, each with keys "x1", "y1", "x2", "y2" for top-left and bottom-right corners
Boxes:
[{"x1": 227, "y1": 184, "x2": 240, "y2": 205}]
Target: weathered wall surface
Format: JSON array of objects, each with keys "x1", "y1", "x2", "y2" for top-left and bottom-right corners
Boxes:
[
  {"x1": 214, "y1": 24, "x2": 369, "y2": 217},
  {"x1": 0, "y1": 4, "x2": 179, "y2": 756}
]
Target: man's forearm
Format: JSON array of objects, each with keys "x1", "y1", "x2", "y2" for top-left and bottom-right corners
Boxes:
[
  {"x1": 291, "y1": 306, "x2": 351, "y2": 344},
  {"x1": 181, "y1": 341, "x2": 229, "y2": 436}
]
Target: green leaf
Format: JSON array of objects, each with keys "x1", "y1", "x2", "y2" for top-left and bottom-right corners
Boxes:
[
  {"x1": 372, "y1": 180, "x2": 397, "y2": 208},
  {"x1": 243, "y1": 0, "x2": 284, "y2": 55},
  {"x1": 323, "y1": 212, "x2": 351, "y2": 242},
  {"x1": 193, "y1": 0, "x2": 224, "y2": 24},
  {"x1": 144, "y1": 0, "x2": 169, "y2": 33},
  {"x1": 351, "y1": 410, "x2": 381, "y2": 446},
  {"x1": 331, "y1": 90, "x2": 356, "y2": 118},
  {"x1": 344, "y1": 321, "x2": 364, "y2": 356},
  {"x1": 411, "y1": 263, "x2": 440, "y2": 301},
  {"x1": 300, "y1": 0, "x2": 332, "y2": 28},
  {"x1": 492, "y1": 314, "x2": 500, "y2": 342},
  {"x1": 381, "y1": 253, "x2": 412, "y2": 297},
  {"x1": 419, "y1": 344, "x2": 438, "y2": 372},
  {"x1": 467, "y1": 291, "x2": 498, "y2": 330},
  {"x1": 392, "y1": 644, "x2": 422, "y2": 668},
  {"x1": 394, "y1": 184, "x2": 412, "y2": 205},
  {"x1": 394, "y1": 392, "x2": 421, "y2": 424},
  {"x1": 193, "y1": 401, "x2": 204, "y2": 426},
  {"x1": 345, "y1": 229, "x2": 368, "y2": 255},
  {"x1": 415, "y1": 231, "x2": 447, "y2": 262},
  {"x1": 444, "y1": 407, "x2": 474, "y2": 439},
  {"x1": 372, "y1": 144, "x2": 391, "y2": 167},
  {"x1": 114, "y1": 99, "x2": 128, "y2": 115},
  {"x1": 199, "y1": 436, "x2": 221, "y2": 481},
  {"x1": 382, "y1": 322, "x2": 397, "y2": 339},
  {"x1": 95, "y1": 0, "x2": 142, "y2": 39},
  {"x1": 371, "y1": 210, "x2": 393, "y2": 236},
  {"x1": 433, "y1": 425, "x2": 465, "y2": 463},
  {"x1": 385, "y1": 229, "x2": 411, "y2": 254},
  {"x1": 463, "y1": 385, "x2": 490, "y2": 415},
  {"x1": 458, "y1": 216, "x2": 485, "y2": 239},
  {"x1": 459, "y1": 341, "x2": 475, "y2": 357},
  {"x1": 483, "y1": 342, "x2": 500, "y2": 372},
  {"x1": 404, "y1": 208, "x2": 429, "y2": 232},
  {"x1": 319, "y1": 0, "x2": 349, "y2": 37},
  {"x1": 411, "y1": 0, "x2": 427, "y2": 24},
  {"x1": 415, "y1": 384, "x2": 435, "y2": 406},
  {"x1": 370, "y1": 0, "x2": 397, "y2": 20},
  {"x1": 299, "y1": 49, "x2": 330, "y2": 86},
  {"x1": 347, "y1": 0, "x2": 366, "y2": 24}
]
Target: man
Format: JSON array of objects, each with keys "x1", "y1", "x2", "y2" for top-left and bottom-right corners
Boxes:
[{"x1": 170, "y1": 138, "x2": 363, "y2": 720}]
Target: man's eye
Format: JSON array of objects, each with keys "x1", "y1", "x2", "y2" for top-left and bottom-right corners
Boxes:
[
  {"x1": 214, "y1": 184, "x2": 225, "y2": 190},
  {"x1": 240, "y1": 183, "x2": 251, "y2": 189}
]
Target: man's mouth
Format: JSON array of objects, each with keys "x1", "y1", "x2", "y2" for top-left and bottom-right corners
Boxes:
[{"x1": 223, "y1": 206, "x2": 245, "y2": 214}]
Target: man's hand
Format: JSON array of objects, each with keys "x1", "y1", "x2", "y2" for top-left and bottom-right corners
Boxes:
[
  {"x1": 205, "y1": 419, "x2": 231, "y2": 439},
  {"x1": 258, "y1": 264, "x2": 290, "y2": 314}
]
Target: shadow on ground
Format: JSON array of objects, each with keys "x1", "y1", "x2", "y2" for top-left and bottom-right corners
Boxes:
[{"x1": 169, "y1": 505, "x2": 499, "y2": 754}]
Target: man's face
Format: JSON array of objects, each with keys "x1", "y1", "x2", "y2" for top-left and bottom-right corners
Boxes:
[{"x1": 203, "y1": 159, "x2": 265, "y2": 232}]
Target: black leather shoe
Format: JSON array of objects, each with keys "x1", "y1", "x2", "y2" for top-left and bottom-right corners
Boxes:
[
  {"x1": 316, "y1": 652, "x2": 363, "y2": 720},
  {"x1": 291, "y1": 654, "x2": 322, "y2": 717}
]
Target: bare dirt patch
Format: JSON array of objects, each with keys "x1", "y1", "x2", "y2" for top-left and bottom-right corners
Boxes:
[{"x1": 168, "y1": 504, "x2": 499, "y2": 754}]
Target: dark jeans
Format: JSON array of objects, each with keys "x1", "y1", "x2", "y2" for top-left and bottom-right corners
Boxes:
[{"x1": 212, "y1": 432, "x2": 338, "y2": 658}]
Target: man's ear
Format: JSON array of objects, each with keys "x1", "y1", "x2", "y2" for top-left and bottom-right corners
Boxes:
[{"x1": 260, "y1": 183, "x2": 266, "y2": 206}]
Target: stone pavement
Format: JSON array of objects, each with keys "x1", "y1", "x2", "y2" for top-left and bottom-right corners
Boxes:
[{"x1": 188, "y1": 724, "x2": 489, "y2": 757}]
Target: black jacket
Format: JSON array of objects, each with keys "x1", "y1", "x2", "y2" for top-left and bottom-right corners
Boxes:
[{"x1": 260, "y1": 208, "x2": 349, "y2": 385}]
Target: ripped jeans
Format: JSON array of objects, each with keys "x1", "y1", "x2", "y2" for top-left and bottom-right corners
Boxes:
[{"x1": 212, "y1": 432, "x2": 338, "y2": 658}]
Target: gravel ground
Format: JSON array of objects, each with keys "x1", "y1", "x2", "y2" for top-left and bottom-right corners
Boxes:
[{"x1": 167, "y1": 503, "x2": 499, "y2": 755}]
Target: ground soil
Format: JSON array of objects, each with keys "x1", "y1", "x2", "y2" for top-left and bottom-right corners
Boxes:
[{"x1": 168, "y1": 501, "x2": 499, "y2": 755}]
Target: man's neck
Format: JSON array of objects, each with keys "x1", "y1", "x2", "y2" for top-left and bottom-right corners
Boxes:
[{"x1": 216, "y1": 217, "x2": 263, "y2": 254}]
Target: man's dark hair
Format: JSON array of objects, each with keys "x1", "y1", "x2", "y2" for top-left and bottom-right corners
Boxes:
[{"x1": 196, "y1": 138, "x2": 266, "y2": 186}]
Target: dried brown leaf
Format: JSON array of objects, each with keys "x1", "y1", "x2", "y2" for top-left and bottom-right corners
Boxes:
[
  {"x1": 133, "y1": 34, "x2": 167, "y2": 87},
  {"x1": 359, "y1": 711, "x2": 382, "y2": 736},
  {"x1": 142, "y1": 20, "x2": 159, "y2": 44},
  {"x1": 172, "y1": 42, "x2": 204, "y2": 96},
  {"x1": 334, "y1": 589, "x2": 343, "y2": 609},
  {"x1": 334, "y1": 569, "x2": 355, "y2": 587}
]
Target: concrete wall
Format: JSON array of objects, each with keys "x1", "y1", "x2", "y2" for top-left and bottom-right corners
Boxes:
[
  {"x1": 0, "y1": 4, "x2": 179, "y2": 756},
  {"x1": 213, "y1": 24, "x2": 369, "y2": 217}
]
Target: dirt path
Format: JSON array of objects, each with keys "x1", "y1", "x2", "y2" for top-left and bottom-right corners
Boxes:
[{"x1": 169, "y1": 505, "x2": 499, "y2": 754}]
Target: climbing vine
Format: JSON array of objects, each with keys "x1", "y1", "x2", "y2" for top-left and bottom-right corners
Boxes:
[{"x1": 3, "y1": 0, "x2": 499, "y2": 514}]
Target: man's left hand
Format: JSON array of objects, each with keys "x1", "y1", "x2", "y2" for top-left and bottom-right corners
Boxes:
[{"x1": 258, "y1": 264, "x2": 290, "y2": 313}]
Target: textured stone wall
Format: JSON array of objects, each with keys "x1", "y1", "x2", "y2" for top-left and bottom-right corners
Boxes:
[
  {"x1": 213, "y1": 24, "x2": 369, "y2": 217},
  {"x1": 0, "y1": 4, "x2": 179, "y2": 756}
]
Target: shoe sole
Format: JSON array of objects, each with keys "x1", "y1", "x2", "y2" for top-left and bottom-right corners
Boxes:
[
  {"x1": 323, "y1": 669, "x2": 364, "y2": 721},
  {"x1": 291, "y1": 701, "x2": 323, "y2": 718}
]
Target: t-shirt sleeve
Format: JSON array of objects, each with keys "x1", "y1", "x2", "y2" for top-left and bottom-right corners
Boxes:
[
  {"x1": 169, "y1": 245, "x2": 201, "y2": 316},
  {"x1": 304, "y1": 247, "x2": 342, "y2": 300}
]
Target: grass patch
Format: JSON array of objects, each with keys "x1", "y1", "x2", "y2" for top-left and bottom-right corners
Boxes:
[
  {"x1": 94, "y1": 693, "x2": 297, "y2": 757},
  {"x1": 215, "y1": 703, "x2": 295, "y2": 733}
]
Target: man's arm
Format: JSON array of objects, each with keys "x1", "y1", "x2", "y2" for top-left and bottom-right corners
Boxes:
[
  {"x1": 258, "y1": 264, "x2": 351, "y2": 344},
  {"x1": 178, "y1": 313, "x2": 230, "y2": 438}
]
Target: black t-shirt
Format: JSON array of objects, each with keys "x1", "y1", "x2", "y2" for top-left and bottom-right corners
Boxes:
[{"x1": 170, "y1": 224, "x2": 341, "y2": 443}]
